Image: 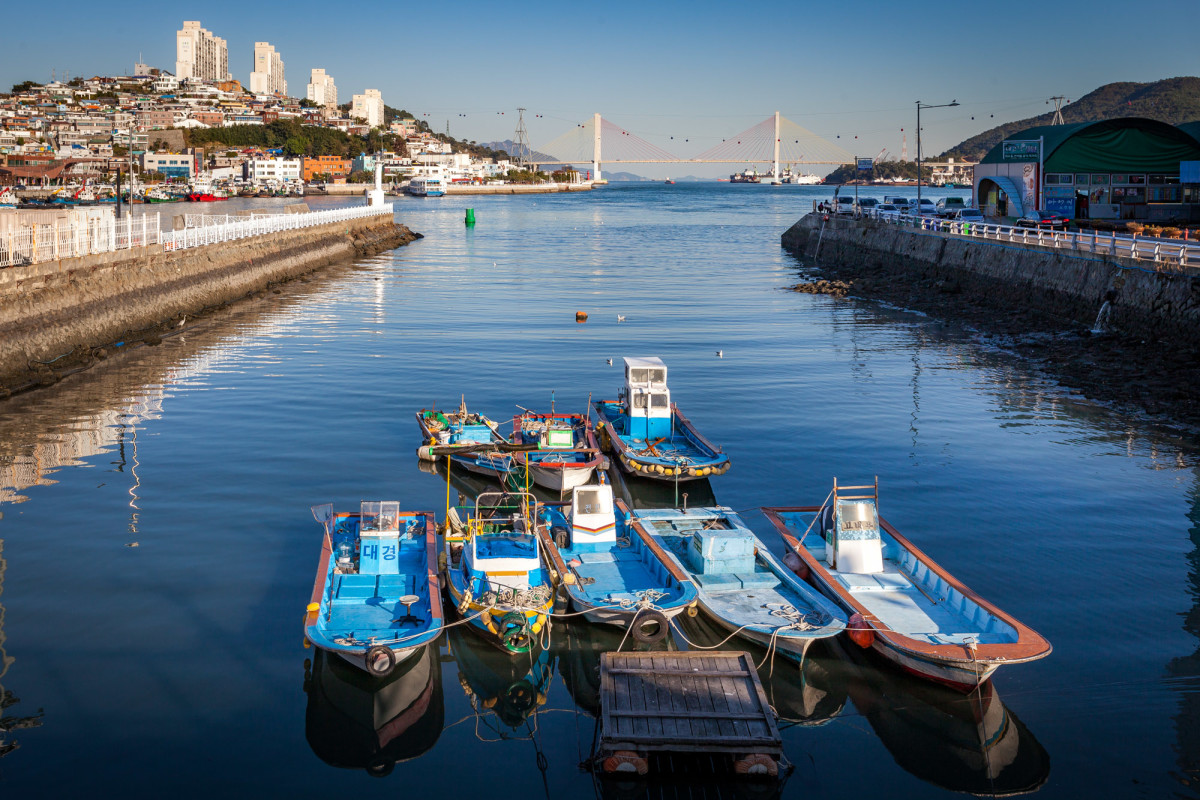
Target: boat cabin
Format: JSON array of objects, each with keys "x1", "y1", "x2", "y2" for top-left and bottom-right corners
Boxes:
[
  {"x1": 621, "y1": 357, "x2": 672, "y2": 440},
  {"x1": 568, "y1": 482, "x2": 617, "y2": 548},
  {"x1": 464, "y1": 493, "x2": 543, "y2": 589},
  {"x1": 358, "y1": 501, "x2": 418, "y2": 575},
  {"x1": 821, "y1": 481, "x2": 885, "y2": 574}
]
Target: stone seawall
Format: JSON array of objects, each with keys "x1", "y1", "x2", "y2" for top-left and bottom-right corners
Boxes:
[
  {"x1": 0, "y1": 215, "x2": 419, "y2": 394},
  {"x1": 781, "y1": 214, "x2": 1200, "y2": 351}
]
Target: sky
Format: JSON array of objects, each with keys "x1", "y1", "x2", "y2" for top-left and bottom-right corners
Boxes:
[{"x1": 3, "y1": 0, "x2": 1198, "y2": 178}]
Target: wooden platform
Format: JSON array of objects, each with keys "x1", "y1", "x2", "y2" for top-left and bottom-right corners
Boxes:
[{"x1": 599, "y1": 651, "x2": 783, "y2": 757}]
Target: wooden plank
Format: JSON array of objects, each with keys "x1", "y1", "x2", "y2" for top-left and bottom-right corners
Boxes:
[{"x1": 607, "y1": 709, "x2": 771, "y2": 720}]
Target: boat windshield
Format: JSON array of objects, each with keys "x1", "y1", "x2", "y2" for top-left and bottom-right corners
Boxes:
[
  {"x1": 475, "y1": 532, "x2": 538, "y2": 559},
  {"x1": 629, "y1": 368, "x2": 666, "y2": 385}
]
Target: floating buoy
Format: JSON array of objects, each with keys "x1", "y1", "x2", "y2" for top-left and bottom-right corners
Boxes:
[
  {"x1": 783, "y1": 551, "x2": 809, "y2": 580},
  {"x1": 464, "y1": 208, "x2": 475, "y2": 225},
  {"x1": 847, "y1": 612, "x2": 875, "y2": 649},
  {"x1": 576, "y1": 311, "x2": 588, "y2": 322}
]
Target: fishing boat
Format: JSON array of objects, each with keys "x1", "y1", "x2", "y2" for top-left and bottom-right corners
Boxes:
[
  {"x1": 594, "y1": 357, "x2": 730, "y2": 481},
  {"x1": 627, "y1": 504, "x2": 846, "y2": 661},
  {"x1": 762, "y1": 479, "x2": 1052, "y2": 691},
  {"x1": 441, "y1": 491, "x2": 554, "y2": 655},
  {"x1": 416, "y1": 401, "x2": 532, "y2": 481},
  {"x1": 509, "y1": 408, "x2": 606, "y2": 492},
  {"x1": 305, "y1": 502, "x2": 444, "y2": 678},
  {"x1": 143, "y1": 187, "x2": 179, "y2": 204},
  {"x1": 664, "y1": 178, "x2": 675, "y2": 185},
  {"x1": 0, "y1": 187, "x2": 16, "y2": 208},
  {"x1": 533, "y1": 479, "x2": 697, "y2": 636}
]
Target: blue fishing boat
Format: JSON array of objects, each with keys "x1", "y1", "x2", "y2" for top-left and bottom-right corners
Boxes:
[
  {"x1": 416, "y1": 400, "x2": 531, "y2": 481},
  {"x1": 627, "y1": 505, "x2": 846, "y2": 661},
  {"x1": 762, "y1": 479, "x2": 1052, "y2": 691},
  {"x1": 594, "y1": 357, "x2": 730, "y2": 481},
  {"x1": 305, "y1": 502, "x2": 444, "y2": 678},
  {"x1": 533, "y1": 479, "x2": 697, "y2": 639},
  {"x1": 510, "y1": 409, "x2": 606, "y2": 493},
  {"x1": 442, "y1": 491, "x2": 555, "y2": 655}
]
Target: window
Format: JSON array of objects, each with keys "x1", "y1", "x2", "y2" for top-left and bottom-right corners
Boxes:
[
  {"x1": 1076, "y1": 174, "x2": 1090, "y2": 186},
  {"x1": 651, "y1": 393, "x2": 669, "y2": 408},
  {"x1": 1149, "y1": 186, "x2": 1181, "y2": 202},
  {"x1": 1126, "y1": 175, "x2": 1146, "y2": 185},
  {"x1": 1111, "y1": 174, "x2": 1129, "y2": 184},
  {"x1": 1045, "y1": 174, "x2": 1073, "y2": 185}
]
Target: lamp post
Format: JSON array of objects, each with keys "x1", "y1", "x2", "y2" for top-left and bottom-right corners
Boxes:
[{"x1": 915, "y1": 100, "x2": 958, "y2": 215}]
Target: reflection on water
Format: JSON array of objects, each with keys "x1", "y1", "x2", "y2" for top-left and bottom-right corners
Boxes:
[
  {"x1": 0, "y1": 540, "x2": 42, "y2": 762},
  {"x1": 304, "y1": 644, "x2": 443, "y2": 777},
  {"x1": 446, "y1": 623, "x2": 555, "y2": 736},
  {"x1": 831, "y1": 640, "x2": 1050, "y2": 797},
  {"x1": 1168, "y1": 483, "x2": 1200, "y2": 796}
]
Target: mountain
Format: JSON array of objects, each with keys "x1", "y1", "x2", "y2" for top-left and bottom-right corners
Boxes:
[
  {"x1": 941, "y1": 77, "x2": 1200, "y2": 162},
  {"x1": 480, "y1": 140, "x2": 559, "y2": 164}
]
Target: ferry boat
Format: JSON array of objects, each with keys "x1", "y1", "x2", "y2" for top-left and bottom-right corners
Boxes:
[
  {"x1": 534, "y1": 479, "x2": 696, "y2": 634},
  {"x1": 509, "y1": 409, "x2": 606, "y2": 492},
  {"x1": 594, "y1": 357, "x2": 730, "y2": 481},
  {"x1": 442, "y1": 492, "x2": 555, "y2": 655},
  {"x1": 305, "y1": 502, "x2": 444, "y2": 678},
  {"x1": 408, "y1": 177, "x2": 445, "y2": 197},
  {"x1": 628, "y1": 504, "x2": 846, "y2": 661},
  {"x1": 729, "y1": 169, "x2": 761, "y2": 184},
  {"x1": 784, "y1": 171, "x2": 822, "y2": 185},
  {"x1": 762, "y1": 479, "x2": 1052, "y2": 690}
]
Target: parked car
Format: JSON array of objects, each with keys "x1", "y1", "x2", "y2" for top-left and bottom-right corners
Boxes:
[
  {"x1": 883, "y1": 195, "x2": 910, "y2": 206},
  {"x1": 834, "y1": 196, "x2": 856, "y2": 215},
  {"x1": 936, "y1": 197, "x2": 967, "y2": 217},
  {"x1": 1016, "y1": 210, "x2": 1069, "y2": 229},
  {"x1": 875, "y1": 203, "x2": 902, "y2": 216},
  {"x1": 856, "y1": 197, "x2": 879, "y2": 211},
  {"x1": 913, "y1": 198, "x2": 938, "y2": 216},
  {"x1": 951, "y1": 208, "x2": 985, "y2": 223}
]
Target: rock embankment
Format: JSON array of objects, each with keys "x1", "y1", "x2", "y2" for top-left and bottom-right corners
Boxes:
[{"x1": 0, "y1": 218, "x2": 420, "y2": 398}]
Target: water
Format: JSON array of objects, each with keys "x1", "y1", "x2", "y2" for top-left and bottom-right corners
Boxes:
[{"x1": 1, "y1": 183, "x2": 1198, "y2": 797}]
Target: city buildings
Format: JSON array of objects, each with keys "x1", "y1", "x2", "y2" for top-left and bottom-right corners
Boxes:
[
  {"x1": 306, "y1": 69, "x2": 337, "y2": 110},
  {"x1": 175, "y1": 21, "x2": 230, "y2": 82},
  {"x1": 351, "y1": 89, "x2": 384, "y2": 128},
  {"x1": 243, "y1": 157, "x2": 301, "y2": 183},
  {"x1": 249, "y1": 42, "x2": 286, "y2": 96},
  {"x1": 301, "y1": 155, "x2": 351, "y2": 181}
]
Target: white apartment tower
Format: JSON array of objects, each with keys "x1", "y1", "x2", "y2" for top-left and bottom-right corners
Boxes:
[
  {"x1": 307, "y1": 69, "x2": 337, "y2": 109},
  {"x1": 351, "y1": 89, "x2": 384, "y2": 128},
  {"x1": 175, "y1": 21, "x2": 230, "y2": 82},
  {"x1": 249, "y1": 42, "x2": 286, "y2": 96}
]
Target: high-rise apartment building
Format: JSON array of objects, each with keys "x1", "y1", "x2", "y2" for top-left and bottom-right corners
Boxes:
[
  {"x1": 306, "y1": 69, "x2": 337, "y2": 109},
  {"x1": 175, "y1": 21, "x2": 230, "y2": 82},
  {"x1": 249, "y1": 42, "x2": 286, "y2": 96},
  {"x1": 351, "y1": 89, "x2": 384, "y2": 128}
]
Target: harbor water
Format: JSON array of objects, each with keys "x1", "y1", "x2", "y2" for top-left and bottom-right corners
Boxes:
[{"x1": 0, "y1": 184, "x2": 1197, "y2": 797}]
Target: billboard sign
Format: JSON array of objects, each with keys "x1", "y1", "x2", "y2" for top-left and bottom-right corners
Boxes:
[
  {"x1": 1002, "y1": 140, "x2": 1042, "y2": 162},
  {"x1": 856, "y1": 157, "x2": 873, "y2": 171}
]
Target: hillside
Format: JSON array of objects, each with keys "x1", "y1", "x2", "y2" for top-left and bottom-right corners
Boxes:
[{"x1": 941, "y1": 77, "x2": 1200, "y2": 162}]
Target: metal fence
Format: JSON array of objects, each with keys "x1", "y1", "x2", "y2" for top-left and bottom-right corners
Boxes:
[
  {"x1": 0, "y1": 213, "x2": 160, "y2": 268},
  {"x1": 848, "y1": 207, "x2": 1200, "y2": 268},
  {"x1": 161, "y1": 204, "x2": 394, "y2": 252},
  {"x1": 0, "y1": 204, "x2": 394, "y2": 268}
]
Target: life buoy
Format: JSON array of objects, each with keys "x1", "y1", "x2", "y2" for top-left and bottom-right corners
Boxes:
[
  {"x1": 631, "y1": 609, "x2": 669, "y2": 644},
  {"x1": 603, "y1": 750, "x2": 648, "y2": 775},
  {"x1": 733, "y1": 753, "x2": 778, "y2": 777},
  {"x1": 365, "y1": 645, "x2": 396, "y2": 678},
  {"x1": 500, "y1": 611, "x2": 532, "y2": 653}
]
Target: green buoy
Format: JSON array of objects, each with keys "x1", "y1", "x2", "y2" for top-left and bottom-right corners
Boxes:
[{"x1": 465, "y1": 208, "x2": 476, "y2": 225}]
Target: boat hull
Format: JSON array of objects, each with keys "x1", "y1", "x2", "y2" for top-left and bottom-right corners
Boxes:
[
  {"x1": 444, "y1": 568, "x2": 552, "y2": 655},
  {"x1": 595, "y1": 401, "x2": 729, "y2": 482}
]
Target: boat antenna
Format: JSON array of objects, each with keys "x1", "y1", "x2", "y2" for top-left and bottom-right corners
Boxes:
[{"x1": 551, "y1": 390, "x2": 555, "y2": 415}]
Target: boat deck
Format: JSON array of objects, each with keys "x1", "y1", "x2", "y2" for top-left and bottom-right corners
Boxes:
[
  {"x1": 324, "y1": 549, "x2": 429, "y2": 634},
  {"x1": 565, "y1": 547, "x2": 678, "y2": 606}
]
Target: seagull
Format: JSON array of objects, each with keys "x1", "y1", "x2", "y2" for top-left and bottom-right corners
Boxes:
[
  {"x1": 606, "y1": 358, "x2": 613, "y2": 365},
  {"x1": 716, "y1": 350, "x2": 723, "y2": 358},
  {"x1": 617, "y1": 315, "x2": 625, "y2": 322}
]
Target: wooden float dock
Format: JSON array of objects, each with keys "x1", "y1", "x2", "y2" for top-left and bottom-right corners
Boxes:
[{"x1": 597, "y1": 651, "x2": 785, "y2": 778}]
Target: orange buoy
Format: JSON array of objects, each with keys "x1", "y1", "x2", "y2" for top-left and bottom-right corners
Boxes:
[
  {"x1": 782, "y1": 551, "x2": 809, "y2": 581},
  {"x1": 847, "y1": 612, "x2": 875, "y2": 649},
  {"x1": 734, "y1": 753, "x2": 779, "y2": 777},
  {"x1": 603, "y1": 750, "x2": 648, "y2": 775},
  {"x1": 576, "y1": 311, "x2": 588, "y2": 322}
]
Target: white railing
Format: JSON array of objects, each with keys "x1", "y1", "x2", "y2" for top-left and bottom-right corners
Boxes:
[
  {"x1": 161, "y1": 204, "x2": 394, "y2": 252},
  {"x1": 0, "y1": 213, "x2": 160, "y2": 268},
  {"x1": 847, "y1": 207, "x2": 1200, "y2": 269}
]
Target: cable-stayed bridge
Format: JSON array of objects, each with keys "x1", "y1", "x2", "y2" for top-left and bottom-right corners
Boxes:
[{"x1": 533, "y1": 113, "x2": 854, "y2": 181}]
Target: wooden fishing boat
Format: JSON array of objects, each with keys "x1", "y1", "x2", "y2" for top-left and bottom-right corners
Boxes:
[
  {"x1": 416, "y1": 400, "x2": 533, "y2": 481},
  {"x1": 594, "y1": 357, "x2": 730, "y2": 481},
  {"x1": 627, "y1": 504, "x2": 846, "y2": 661},
  {"x1": 305, "y1": 502, "x2": 444, "y2": 678},
  {"x1": 509, "y1": 409, "x2": 606, "y2": 492},
  {"x1": 533, "y1": 479, "x2": 696, "y2": 638},
  {"x1": 442, "y1": 491, "x2": 554, "y2": 655},
  {"x1": 762, "y1": 479, "x2": 1052, "y2": 691}
]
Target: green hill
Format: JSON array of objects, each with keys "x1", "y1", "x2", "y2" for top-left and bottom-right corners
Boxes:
[{"x1": 941, "y1": 77, "x2": 1200, "y2": 162}]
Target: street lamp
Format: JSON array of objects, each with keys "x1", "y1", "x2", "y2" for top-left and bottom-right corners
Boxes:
[{"x1": 915, "y1": 100, "x2": 958, "y2": 214}]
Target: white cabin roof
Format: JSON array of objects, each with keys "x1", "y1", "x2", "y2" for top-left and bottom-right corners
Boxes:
[{"x1": 623, "y1": 356, "x2": 666, "y2": 370}]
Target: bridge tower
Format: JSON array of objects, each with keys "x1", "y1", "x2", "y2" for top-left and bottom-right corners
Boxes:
[
  {"x1": 773, "y1": 111, "x2": 781, "y2": 183},
  {"x1": 593, "y1": 112, "x2": 602, "y2": 183}
]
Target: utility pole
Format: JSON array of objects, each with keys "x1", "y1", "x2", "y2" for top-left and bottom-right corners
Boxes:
[
  {"x1": 1048, "y1": 96, "x2": 1067, "y2": 125},
  {"x1": 513, "y1": 108, "x2": 531, "y2": 171}
]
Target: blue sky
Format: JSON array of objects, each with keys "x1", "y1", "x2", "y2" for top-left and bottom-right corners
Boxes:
[{"x1": 4, "y1": 0, "x2": 1197, "y2": 176}]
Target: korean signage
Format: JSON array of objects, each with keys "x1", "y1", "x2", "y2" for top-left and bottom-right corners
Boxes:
[
  {"x1": 1002, "y1": 140, "x2": 1042, "y2": 162},
  {"x1": 856, "y1": 157, "x2": 873, "y2": 171}
]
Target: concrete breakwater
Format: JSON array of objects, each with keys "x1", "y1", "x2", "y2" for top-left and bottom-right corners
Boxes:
[
  {"x1": 781, "y1": 213, "x2": 1200, "y2": 425},
  {"x1": 0, "y1": 212, "x2": 418, "y2": 396}
]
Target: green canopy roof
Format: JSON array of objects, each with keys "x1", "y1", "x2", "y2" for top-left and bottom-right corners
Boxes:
[
  {"x1": 1178, "y1": 121, "x2": 1200, "y2": 146},
  {"x1": 981, "y1": 118, "x2": 1200, "y2": 174}
]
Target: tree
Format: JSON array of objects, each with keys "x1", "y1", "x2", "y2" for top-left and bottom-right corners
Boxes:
[
  {"x1": 15, "y1": 137, "x2": 24, "y2": 146},
  {"x1": 347, "y1": 170, "x2": 373, "y2": 183},
  {"x1": 283, "y1": 135, "x2": 311, "y2": 157},
  {"x1": 10, "y1": 80, "x2": 38, "y2": 94},
  {"x1": 299, "y1": 98, "x2": 317, "y2": 108}
]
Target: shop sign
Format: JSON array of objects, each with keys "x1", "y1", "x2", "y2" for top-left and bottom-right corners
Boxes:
[{"x1": 1002, "y1": 140, "x2": 1041, "y2": 161}]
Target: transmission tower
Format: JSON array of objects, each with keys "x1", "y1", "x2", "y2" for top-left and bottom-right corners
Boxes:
[
  {"x1": 513, "y1": 107, "x2": 531, "y2": 169},
  {"x1": 1048, "y1": 96, "x2": 1068, "y2": 125}
]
